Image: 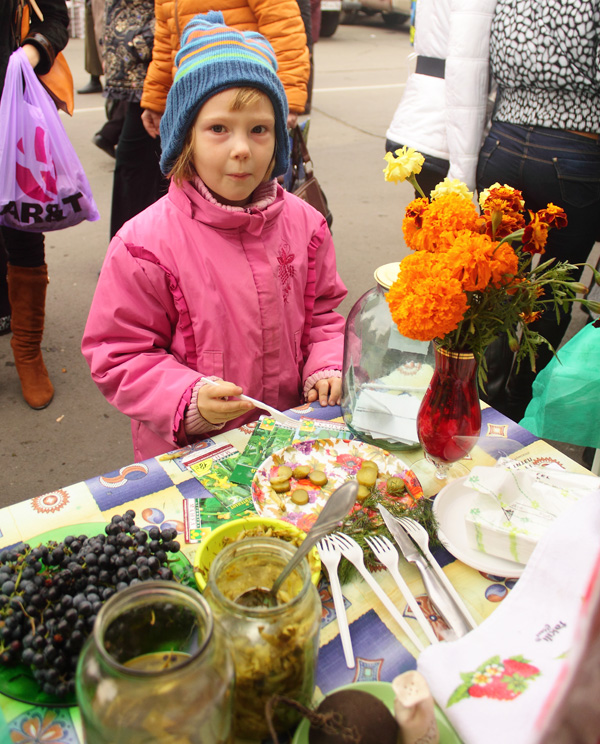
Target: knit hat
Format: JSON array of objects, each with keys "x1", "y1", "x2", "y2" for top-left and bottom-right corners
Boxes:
[{"x1": 159, "y1": 10, "x2": 290, "y2": 178}]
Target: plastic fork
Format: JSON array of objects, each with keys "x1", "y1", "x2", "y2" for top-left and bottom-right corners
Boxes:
[
  {"x1": 317, "y1": 537, "x2": 355, "y2": 668},
  {"x1": 365, "y1": 535, "x2": 438, "y2": 645},
  {"x1": 398, "y1": 517, "x2": 477, "y2": 630},
  {"x1": 332, "y1": 533, "x2": 425, "y2": 652},
  {"x1": 200, "y1": 377, "x2": 298, "y2": 426}
]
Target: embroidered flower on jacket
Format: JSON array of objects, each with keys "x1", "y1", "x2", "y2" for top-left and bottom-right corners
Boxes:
[{"x1": 277, "y1": 243, "x2": 296, "y2": 304}]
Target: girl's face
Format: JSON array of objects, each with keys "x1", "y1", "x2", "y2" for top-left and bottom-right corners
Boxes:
[{"x1": 191, "y1": 88, "x2": 276, "y2": 207}]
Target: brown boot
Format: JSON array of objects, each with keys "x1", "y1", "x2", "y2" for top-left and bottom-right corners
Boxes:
[{"x1": 7, "y1": 264, "x2": 54, "y2": 409}]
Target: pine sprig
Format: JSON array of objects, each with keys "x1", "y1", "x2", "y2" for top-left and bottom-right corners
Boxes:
[{"x1": 336, "y1": 495, "x2": 439, "y2": 585}]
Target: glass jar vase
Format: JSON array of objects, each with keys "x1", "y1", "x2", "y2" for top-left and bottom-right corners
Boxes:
[
  {"x1": 341, "y1": 263, "x2": 435, "y2": 450},
  {"x1": 76, "y1": 581, "x2": 234, "y2": 744},
  {"x1": 204, "y1": 537, "x2": 321, "y2": 740}
]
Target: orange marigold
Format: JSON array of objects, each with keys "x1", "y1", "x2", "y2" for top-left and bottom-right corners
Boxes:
[
  {"x1": 519, "y1": 310, "x2": 542, "y2": 324},
  {"x1": 387, "y1": 252, "x2": 468, "y2": 341},
  {"x1": 444, "y1": 231, "x2": 495, "y2": 292},
  {"x1": 489, "y1": 241, "x2": 519, "y2": 287},
  {"x1": 409, "y1": 193, "x2": 480, "y2": 253},
  {"x1": 481, "y1": 185, "x2": 525, "y2": 213},
  {"x1": 522, "y1": 211, "x2": 549, "y2": 255},
  {"x1": 402, "y1": 197, "x2": 429, "y2": 250},
  {"x1": 537, "y1": 203, "x2": 568, "y2": 229}
]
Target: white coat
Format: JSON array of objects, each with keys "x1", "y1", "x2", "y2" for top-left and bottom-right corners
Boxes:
[{"x1": 386, "y1": 0, "x2": 498, "y2": 191}]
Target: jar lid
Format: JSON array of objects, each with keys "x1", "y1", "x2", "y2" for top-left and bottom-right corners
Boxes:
[{"x1": 374, "y1": 262, "x2": 401, "y2": 290}]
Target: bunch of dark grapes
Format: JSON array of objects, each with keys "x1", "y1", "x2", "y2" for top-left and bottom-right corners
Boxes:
[{"x1": 0, "y1": 510, "x2": 181, "y2": 698}]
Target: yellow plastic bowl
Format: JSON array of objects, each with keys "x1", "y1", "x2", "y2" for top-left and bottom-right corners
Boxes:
[{"x1": 193, "y1": 516, "x2": 322, "y2": 591}]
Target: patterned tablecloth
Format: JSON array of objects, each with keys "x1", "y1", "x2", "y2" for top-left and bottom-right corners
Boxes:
[{"x1": 0, "y1": 402, "x2": 590, "y2": 743}]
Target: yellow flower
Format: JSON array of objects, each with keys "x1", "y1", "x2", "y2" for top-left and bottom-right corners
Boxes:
[
  {"x1": 430, "y1": 178, "x2": 473, "y2": 202},
  {"x1": 383, "y1": 147, "x2": 424, "y2": 183}
]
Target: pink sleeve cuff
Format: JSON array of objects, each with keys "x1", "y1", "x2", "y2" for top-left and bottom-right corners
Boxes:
[
  {"x1": 184, "y1": 379, "x2": 226, "y2": 437},
  {"x1": 303, "y1": 368, "x2": 342, "y2": 400}
]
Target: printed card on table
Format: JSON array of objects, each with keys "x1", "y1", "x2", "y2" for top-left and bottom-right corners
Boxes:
[
  {"x1": 182, "y1": 442, "x2": 255, "y2": 543},
  {"x1": 229, "y1": 416, "x2": 356, "y2": 486}
]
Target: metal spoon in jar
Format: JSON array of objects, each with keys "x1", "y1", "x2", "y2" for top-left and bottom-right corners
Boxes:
[{"x1": 237, "y1": 481, "x2": 359, "y2": 608}]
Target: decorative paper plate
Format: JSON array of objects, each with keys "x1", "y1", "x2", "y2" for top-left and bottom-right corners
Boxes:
[
  {"x1": 291, "y1": 681, "x2": 461, "y2": 744},
  {"x1": 433, "y1": 476, "x2": 526, "y2": 578},
  {"x1": 252, "y1": 439, "x2": 424, "y2": 530},
  {"x1": 0, "y1": 521, "x2": 195, "y2": 708}
]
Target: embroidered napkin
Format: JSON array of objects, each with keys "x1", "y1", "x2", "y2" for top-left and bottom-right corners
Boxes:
[
  {"x1": 417, "y1": 489, "x2": 600, "y2": 744},
  {"x1": 463, "y1": 463, "x2": 600, "y2": 563}
]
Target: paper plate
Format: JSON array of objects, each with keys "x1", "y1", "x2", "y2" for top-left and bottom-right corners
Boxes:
[
  {"x1": 0, "y1": 521, "x2": 195, "y2": 708},
  {"x1": 291, "y1": 681, "x2": 461, "y2": 743},
  {"x1": 252, "y1": 438, "x2": 423, "y2": 530},
  {"x1": 433, "y1": 476, "x2": 525, "y2": 578}
]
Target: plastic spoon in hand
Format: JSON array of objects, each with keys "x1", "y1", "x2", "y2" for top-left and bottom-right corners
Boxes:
[
  {"x1": 237, "y1": 481, "x2": 359, "y2": 607},
  {"x1": 200, "y1": 377, "x2": 298, "y2": 425}
]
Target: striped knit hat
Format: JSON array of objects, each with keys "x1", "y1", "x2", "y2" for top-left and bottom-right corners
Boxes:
[{"x1": 159, "y1": 10, "x2": 290, "y2": 177}]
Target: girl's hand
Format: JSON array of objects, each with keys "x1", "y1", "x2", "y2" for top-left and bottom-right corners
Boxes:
[
  {"x1": 306, "y1": 377, "x2": 342, "y2": 407},
  {"x1": 142, "y1": 109, "x2": 162, "y2": 138},
  {"x1": 197, "y1": 378, "x2": 254, "y2": 425}
]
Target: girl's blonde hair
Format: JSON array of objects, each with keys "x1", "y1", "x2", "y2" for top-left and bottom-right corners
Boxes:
[{"x1": 167, "y1": 87, "x2": 277, "y2": 186}]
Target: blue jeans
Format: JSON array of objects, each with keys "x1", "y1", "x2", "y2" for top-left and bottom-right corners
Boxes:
[{"x1": 476, "y1": 121, "x2": 600, "y2": 420}]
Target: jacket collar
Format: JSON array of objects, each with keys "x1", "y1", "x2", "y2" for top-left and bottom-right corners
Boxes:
[{"x1": 168, "y1": 178, "x2": 285, "y2": 234}]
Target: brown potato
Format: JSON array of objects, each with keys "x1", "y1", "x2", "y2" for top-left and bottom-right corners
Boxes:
[
  {"x1": 308, "y1": 470, "x2": 328, "y2": 487},
  {"x1": 356, "y1": 467, "x2": 377, "y2": 488},
  {"x1": 271, "y1": 480, "x2": 291, "y2": 493},
  {"x1": 292, "y1": 465, "x2": 311, "y2": 480},
  {"x1": 270, "y1": 466, "x2": 293, "y2": 485},
  {"x1": 291, "y1": 488, "x2": 309, "y2": 505}
]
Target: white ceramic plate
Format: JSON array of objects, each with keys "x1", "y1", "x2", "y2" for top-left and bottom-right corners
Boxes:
[{"x1": 433, "y1": 475, "x2": 525, "y2": 578}]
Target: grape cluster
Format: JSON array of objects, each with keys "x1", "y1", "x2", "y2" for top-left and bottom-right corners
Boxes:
[{"x1": 0, "y1": 510, "x2": 181, "y2": 698}]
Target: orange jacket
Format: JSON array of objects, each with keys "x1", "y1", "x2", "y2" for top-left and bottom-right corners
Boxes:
[{"x1": 141, "y1": 0, "x2": 309, "y2": 115}]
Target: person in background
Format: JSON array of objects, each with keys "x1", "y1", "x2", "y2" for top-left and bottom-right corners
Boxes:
[
  {"x1": 82, "y1": 12, "x2": 346, "y2": 461},
  {"x1": 102, "y1": 0, "x2": 167, "y2": 237},
  {"x1": 78, "y1": 0, "x2": 103, "y2": 93},
  {"x1": 0, "y1": 0, "x2": 69, "y2": 410},
  {"x1": 385, "y1": 0, "x2": 497, "y2": 195},
  {"x1": 476, "y1": 0, "x2": 600, "y2": 422},
  {"x1": 140, "y1": 0, "x2": 309, "y2": 139}
]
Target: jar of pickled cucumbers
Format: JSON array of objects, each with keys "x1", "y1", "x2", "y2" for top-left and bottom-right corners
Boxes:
[
  {"x1": 341, "y1": 262, "x2": 435, "y2": 451},
  {"x1": 204, "y1": 537, "x2": 321, "y2": 740},
  {"x1": 76, "y1": 581, "x2": 234, "y2": 744}
]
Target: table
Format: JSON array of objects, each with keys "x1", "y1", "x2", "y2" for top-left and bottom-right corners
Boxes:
[{"x1": 0, "y1": 402, "x2": 591, "y2": 743}]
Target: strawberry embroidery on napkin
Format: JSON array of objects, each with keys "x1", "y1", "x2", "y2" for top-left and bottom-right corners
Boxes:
[{"x1": 447, "y1": 655, "x2": 541, "y2": 705}]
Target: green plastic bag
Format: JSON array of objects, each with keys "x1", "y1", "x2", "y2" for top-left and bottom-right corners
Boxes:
[{"x1": 520, "y1": 323, "x2": 600, "y2": 448}]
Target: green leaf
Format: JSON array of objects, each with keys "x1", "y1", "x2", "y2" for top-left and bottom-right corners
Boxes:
[
  {"x1": 477, "y1": 655, "x2": 501, "y2": 673},
  {"x1": 447, "y1": 682, "x2": 472, "y2": 707}
]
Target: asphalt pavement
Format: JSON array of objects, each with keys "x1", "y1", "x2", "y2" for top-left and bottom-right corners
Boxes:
[{"x1": 0, "y1": 21, "x2": 594, "y2": 505}]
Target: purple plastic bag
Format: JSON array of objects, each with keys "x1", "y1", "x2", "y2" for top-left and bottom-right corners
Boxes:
[{"x1": 0, "y1": 48, "x2": 100, "y2": 232}]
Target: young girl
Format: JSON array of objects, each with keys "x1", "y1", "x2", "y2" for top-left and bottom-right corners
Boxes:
[{"x1": 82, "y1": 11, "x2": 347, "y2": 461}]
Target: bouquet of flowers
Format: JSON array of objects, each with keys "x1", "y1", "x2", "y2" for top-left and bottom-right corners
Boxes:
[{"x1": 382, "y1": 147, "x2": 600, "y2": 386}]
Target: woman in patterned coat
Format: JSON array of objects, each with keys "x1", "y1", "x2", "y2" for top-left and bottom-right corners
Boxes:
[
  {"x1": 103, "y1": 0, "x2": 167, "y2": 236},
  {"x1": 477, "y1": 0, "x2": 600, "y2": 423}
]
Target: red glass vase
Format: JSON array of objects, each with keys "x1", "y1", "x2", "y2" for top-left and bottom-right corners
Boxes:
[{"x1": 416, "y1": 346, "x2": 481, "y2": 479}]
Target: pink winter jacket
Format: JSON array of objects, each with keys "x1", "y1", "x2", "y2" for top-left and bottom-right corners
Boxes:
[{"x1": 82, "y1": 180, "x2": 347, "y2": 461}]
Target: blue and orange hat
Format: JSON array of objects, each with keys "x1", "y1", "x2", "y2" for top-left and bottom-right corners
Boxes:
[{"x1": 159, "y1": 11, "x2": 290, "y2": 177}]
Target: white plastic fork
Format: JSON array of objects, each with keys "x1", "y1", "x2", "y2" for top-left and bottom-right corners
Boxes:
[
  {"x1": 332, "y1": 533, "x2": 425, "y2": 652},
  {"x1": 398, "y1": 517, "x2": 477, "y2": 630},
  {"x1": 365, "y1": 535, "x2": 438, "y2": 645},
  {"x1": 200, "y1": 377, "x2": 298, "y2": 426},
  {"x1": 317, "y1": 537, "x2": 355, "y2": 668}
]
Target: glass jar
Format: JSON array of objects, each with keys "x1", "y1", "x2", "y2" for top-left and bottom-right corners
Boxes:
[
  {"x1": 204, "y1": 537, "x2": 321, "y2": 740},
  {"x1": 76, "y1": 581, "x2": 234, "y2": 744},
  {"x1": 341, "y1": 263, "x2": 436, "y2": 450}
]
